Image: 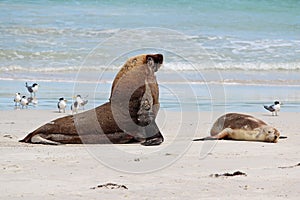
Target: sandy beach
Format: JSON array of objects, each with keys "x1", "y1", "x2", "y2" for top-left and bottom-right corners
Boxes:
[
  {"x1": 0, "y1": 110, "x2": 299, "y2": 199},
  {"x1": 1, "y1": 0, "x2": 300, "y2": 199}
]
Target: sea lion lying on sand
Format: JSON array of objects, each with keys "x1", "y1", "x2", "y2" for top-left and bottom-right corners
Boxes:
[
  {"x1": 20, "y1": 54, "x2": 164, "y2": 146},
  {"x1": 194, "y1": 113, "x2": 281, "y2": 143}
]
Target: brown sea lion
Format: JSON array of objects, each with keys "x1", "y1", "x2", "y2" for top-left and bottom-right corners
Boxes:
[
  {"x1": 194, "y1": 113, "x2": 281, "y2": 143},
  {"x1": 20, "y1": 54, "x2": 164, "y2": 146}
]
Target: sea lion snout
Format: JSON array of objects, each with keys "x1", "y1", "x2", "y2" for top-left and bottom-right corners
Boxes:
[{"x1": 146, "y1": 54, "x2": 163, "y2": 64}]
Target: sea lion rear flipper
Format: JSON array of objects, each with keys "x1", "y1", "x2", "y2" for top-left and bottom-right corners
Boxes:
[
  {"x1": 213, "y1": 128, "x2": 232, "y2": 139},
  {"x1": 21, "y1": 135, "x2": 61, "y2": 145},
  {"x1": 194, "y1": 128, "x2": 232, "y2": 141},
  {"x1": 193, "y1": 137, "x2": 219, "y2": 141}
]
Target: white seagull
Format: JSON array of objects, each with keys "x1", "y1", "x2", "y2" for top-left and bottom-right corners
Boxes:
[
  {"x1": 27, "y1": 97, "x2": 38, "y2": 105},
  {"x1": 264, "y1": 101, "x2": 281, "y2": 116},
  {"x1": 25, "y1": 82, "x2": 39, "y2": 97},
  {"x1": 57, "y1": 97, "x2": 67, "y2": 113},
  {"x1": 20, "y1": 96, "x2": 29, "y2": 109},
  {"x1": 14, "y1": 92, "x2": 22, "y2": 106},
  {"x1": 71, "y1": 95, "x2": 88, "y2": 114}
]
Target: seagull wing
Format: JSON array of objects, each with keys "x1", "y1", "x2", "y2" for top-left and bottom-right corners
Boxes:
[
  {"x1": 264, "y1": 105, "x2": 275, "y2": 112},
  {"x1": 26, "y1": 86, "x2": 33, "y2": 93},
  {"x1": 81, "y1": 100, "x2": 88, "y2": 106}
]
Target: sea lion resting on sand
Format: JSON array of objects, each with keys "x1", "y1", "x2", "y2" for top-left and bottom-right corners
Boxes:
[
  {"x1": 194, "y1": 113, "x2": 281, "y2": 143},
  {"x1": 20, "y1": 54, "x2": 164, "y2": 146}
]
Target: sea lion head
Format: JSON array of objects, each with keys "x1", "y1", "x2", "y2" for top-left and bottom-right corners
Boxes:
[
  {"x1": 261, "y1": 126, "x2": 280, "y2": 143},
  {"x1": 146, "y1": 54, "x2": 163, "y2": 72},
  {"x1": 110, "y1": 53, "x2": 163, "y2": 101}
]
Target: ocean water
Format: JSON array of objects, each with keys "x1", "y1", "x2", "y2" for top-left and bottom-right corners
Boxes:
[{"x1": 0, "y1": 0, "x2": 300, "y2": 112}]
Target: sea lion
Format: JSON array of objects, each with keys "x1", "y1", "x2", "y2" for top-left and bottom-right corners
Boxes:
[
  {"x1": 194, "y1": 113, "x2": 280, "y2": 143},
  {"x1": 20, "y1": 54, "x2": 164, "y2": 146}
]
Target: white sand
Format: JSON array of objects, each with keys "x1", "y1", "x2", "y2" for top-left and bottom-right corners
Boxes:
[{"x1": 0, "y1": 110, "x2": 299, "y2": 199}]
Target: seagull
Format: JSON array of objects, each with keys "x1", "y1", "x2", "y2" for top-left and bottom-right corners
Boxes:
[
  {"x1": 57, "y1": 97, "x2": 67, "y2": 113},
  {"x1": 14, "y1": 93, "x2": 22, "y2": 106},
  {"x1": 80, "y1": 97, "x2": 88, "y2": 110},
  {"x1": 20, "y1": 96, "x2": 29, "y2": 109},
  {"x1": 27, "y1": 97, "x2": 38, "y2": 105},
  {"x1": 25, "y1": 82, "x2": 39, "y2": 97},
  {"x1": 71, "y1": 95, "x2": 81, "y2": 114},
  {"x1": 71, "y1": 100, "x2": 79, "y2": 114},
  {"x1": 71, "y1": 95, "x2": 88, "y2": 114},
  {"x1": 264, "y1": 101, "x2": 281, "y2": 116}
]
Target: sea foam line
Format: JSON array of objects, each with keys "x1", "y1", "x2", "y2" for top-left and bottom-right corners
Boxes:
[{"x1": 1, "y1": 62, "x2": 300, "y2": 73}]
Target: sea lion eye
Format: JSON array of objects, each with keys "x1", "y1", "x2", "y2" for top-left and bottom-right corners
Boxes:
[{"x1": 268, "y1": 130, "x2": 272, "y2": 134}]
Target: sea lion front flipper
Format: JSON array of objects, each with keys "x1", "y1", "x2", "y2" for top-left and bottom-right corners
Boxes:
[
  {"x1": 140, "y1": 121, "x2": 164, "y2": 146},
  {"x1": 141, "y1": 137, "x2": 163, "y2": 146}
]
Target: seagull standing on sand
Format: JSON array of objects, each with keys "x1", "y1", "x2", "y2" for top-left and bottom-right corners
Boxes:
[
  {"x1": 57, "y1": 97, "x2": 67, "y2": 113},
  {"x1": 71, "y1": 95, "x2": 88, "y2": 114},
  {"x1": 25, "y1": 82, "x2": 39, "y2": 97},
  {"x1": 20, "y1": 96, "x2": 29, "y2": 109},
  {"x1": 14, "y1": 93, "x2": 21, "y2": 106},
  {"x1": 80, "y1": 97, "x2": 88, "y2": 110},
  {"x1": 27, "y1": 97, "x2": 38, "y2": 105},
  {"x1": 264, "y1": 101, "x2": 281, "y2": 116},
  {"x1": 71, "y1": 100, "x2": 79, "y2": 114}
]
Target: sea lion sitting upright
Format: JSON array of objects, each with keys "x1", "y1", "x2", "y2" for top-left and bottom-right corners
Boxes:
[
  {"x1": 194, "y1": 113, "x2": 280, "y2": 143},
  {"x1": 20, "y1": 54, "x2": 164, "y2": 146}
]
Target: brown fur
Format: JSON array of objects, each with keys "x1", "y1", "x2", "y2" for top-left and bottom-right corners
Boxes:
[
  {"x1": 20, "y1": 54, "x2": 164, "y2": 146},
  {"x1": 210, "y1": 113, "x2": 267, "y2": 136},
  {"x1": 206, "y1": 113, "x2": 280, "y2": 143}
]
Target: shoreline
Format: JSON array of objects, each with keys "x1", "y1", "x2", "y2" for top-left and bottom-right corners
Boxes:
[
  {"x1": 1, "y1": 76, "x2": 300, "y2": 112},
  {"x1": 1, "y1": 70, "x2": 300, "y2": 85},
  {"x1": 1, "y1": 110, "x2": 299, "y2": 199}
]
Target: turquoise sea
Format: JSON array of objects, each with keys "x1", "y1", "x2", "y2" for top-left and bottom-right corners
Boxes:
[{"x1": 0, "y1": 0, "x2": 299, "y2": 112}]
